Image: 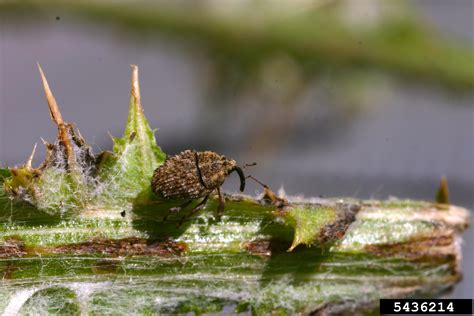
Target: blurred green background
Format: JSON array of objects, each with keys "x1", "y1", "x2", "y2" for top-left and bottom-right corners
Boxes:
[{"x1": 0, "y1": 0, "x2": 473, "y2": 298}]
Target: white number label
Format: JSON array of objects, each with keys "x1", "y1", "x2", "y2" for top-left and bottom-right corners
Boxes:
[
  {"x1": 394, "y1": 302, "x2": 401, "y2": 312},
  {"x1": 403, "y1": 302, "x2": 411, "y2": 312},
  {"x1": 421, "y1": 302, "x2": 428, "y2": 312},
  {"x1": 447, "y1": 302, "x2": 454, "y2": 312}
]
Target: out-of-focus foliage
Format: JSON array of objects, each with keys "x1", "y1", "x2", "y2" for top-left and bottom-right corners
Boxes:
[
  {"x1": 1, "y1": 0, "x2": 473, "y2": 99},
  {"x1": 2, "y1": 0, "x2": 472, "y2": 154}
]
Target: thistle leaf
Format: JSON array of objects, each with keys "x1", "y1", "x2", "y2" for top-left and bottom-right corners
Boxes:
[
  {"x1": 3, "y1": 65, "x2": 94, "y2": 214},
  {"x1": 95, "y1": 65, "x2": 166, "y2": 207},
  {"x1": 3, "y1": 65, "x2": 165, "y2": 213}
]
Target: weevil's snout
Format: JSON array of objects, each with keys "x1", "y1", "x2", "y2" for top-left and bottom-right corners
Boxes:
[
  {"x1": 232, "y1": 166, "x2": 246, "y2": 192},
  {"x1": 232, "y1": 161, "x2": 257, "y2": 192}
]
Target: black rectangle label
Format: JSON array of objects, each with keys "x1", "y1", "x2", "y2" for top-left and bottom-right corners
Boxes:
[{"x1": 380, "y1": 299, "x2": 473, "y2": 314}]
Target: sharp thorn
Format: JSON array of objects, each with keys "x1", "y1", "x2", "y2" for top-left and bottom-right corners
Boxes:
[
  {"x1": 130, "y1": 64, "x2": 143, "y2": 111},
  {"x1": 26, "y1": 143, "x2": 37, "y2": 170},
  {"x1": 107, "y1": 131, "x2": 116, "y2": 143},
  {"x1": 37, "y1": 63, "x2": 64, "y2": 126},
  {"x1": 40, "y1": 137, "x2": 49, "y2": 145},
  {"x1": 436, "y1": 176, "x2": 450, "y2": 205},
  {"x1": 288, "y1": 240, "x2": 299, "y2": 252},
  {"x1": 37, "y1": 63, "x2": 76, "y2": 166}
]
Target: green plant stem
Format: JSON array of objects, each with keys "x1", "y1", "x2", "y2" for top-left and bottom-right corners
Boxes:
[{"x1": 0, "y1": 178, "x2": 470, "y2": 314}]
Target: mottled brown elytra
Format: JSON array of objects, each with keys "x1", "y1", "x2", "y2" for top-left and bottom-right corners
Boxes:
[{"x1": 151, "y1": 150, "x2": 246, "y2": 224}]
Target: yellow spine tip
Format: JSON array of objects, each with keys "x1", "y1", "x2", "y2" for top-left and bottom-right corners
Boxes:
[{"x1": 26, "y1": 143, "x2": 37, "y2": 169}]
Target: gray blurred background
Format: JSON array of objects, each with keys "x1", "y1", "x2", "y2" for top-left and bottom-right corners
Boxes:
[{"x1": 0, "y1": 0, "x2": 472, "y2": 298}]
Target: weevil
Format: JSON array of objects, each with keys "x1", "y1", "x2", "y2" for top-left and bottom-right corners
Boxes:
[{"x1": 151, "y1": 150, "x2": 246, "y2": 224}]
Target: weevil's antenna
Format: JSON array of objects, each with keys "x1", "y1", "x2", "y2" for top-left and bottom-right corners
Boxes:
[
  {"x1": 243, "y1": 162, "x2": 257, "y2": 168},
  {"x1": 246, "y1": 175, "x2": 269, "y2": 189},
  {"x1": 246, "y1": 175, "x2": 288, "y2": 207}
]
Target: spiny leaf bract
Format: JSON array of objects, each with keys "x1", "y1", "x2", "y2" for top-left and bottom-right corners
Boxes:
[{"x1": 95, "y1": 65, "x2": 166, "y2": 208}]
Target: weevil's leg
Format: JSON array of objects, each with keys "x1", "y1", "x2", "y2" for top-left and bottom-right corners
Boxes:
[
  {"x1": 217, "y1": 187, "x2": 225, "y2": 216},
  {"x1": 177, "y1": 195, "x2": 209, "y2": 227},
  {"x1": 162, "y1": 199, "x2": 192, "y2": 222}
]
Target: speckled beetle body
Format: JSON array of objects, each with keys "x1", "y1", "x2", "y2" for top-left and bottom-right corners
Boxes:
[{"x1": 151, "y1": 150, "x2": 245, "y2": 223}]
